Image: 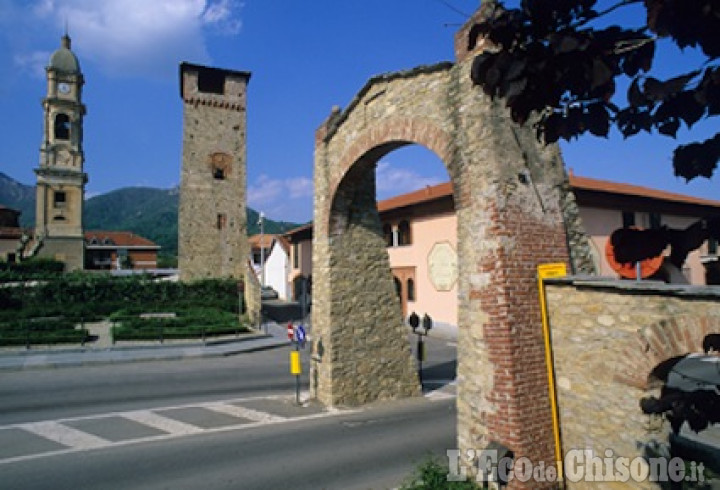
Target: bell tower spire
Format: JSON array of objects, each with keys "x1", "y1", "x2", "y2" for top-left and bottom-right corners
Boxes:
[{"x1": 33, "y1": 33, "x2": 87, "y2": 271}]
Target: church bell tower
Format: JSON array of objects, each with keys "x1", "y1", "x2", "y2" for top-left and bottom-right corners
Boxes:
[{"x1": 34, "y1": 34, "x2": 87, "y2": 270}]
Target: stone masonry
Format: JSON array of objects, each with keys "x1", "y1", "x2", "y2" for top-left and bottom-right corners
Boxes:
[
  {"x1": 546, "y1": 279, "x2": 720, "y2": 489},
  {"x1": 311, "y1": 4, "x2": 591, "y2": 485},
  {"x1": 178, "y1": 63, "x2": 250, "y2": 283}
]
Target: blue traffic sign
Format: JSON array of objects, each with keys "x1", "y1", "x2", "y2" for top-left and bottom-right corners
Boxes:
[{"x1": 296, "y1": 325, "x2": 306, "y2": 346}]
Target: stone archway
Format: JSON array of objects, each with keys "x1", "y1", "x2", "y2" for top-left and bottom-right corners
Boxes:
[{"x1": 311, "y1": 4, "x2": 583, "y2": 478}]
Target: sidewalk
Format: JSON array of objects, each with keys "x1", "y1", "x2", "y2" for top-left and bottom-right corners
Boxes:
[{"x1": 0, "y1": 322, "x2": 291, "y2": 371}]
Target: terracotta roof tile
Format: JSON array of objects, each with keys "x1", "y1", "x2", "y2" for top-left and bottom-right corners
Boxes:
[
  {"x1": 283, "y1": 223, "x2": 313, "y2": 237},
  {"x1": 248, "y1": 234, "x2": 276, "y2": 249},
  {"x1": 568, "y1": 174, "x2": 720, "y2": 208},
  {"x1": 84, "y1": 230, "x2": 159, "y2": 248},
  {"x1": 377, "y1": 182, "x2": 453, "y2": 212}
]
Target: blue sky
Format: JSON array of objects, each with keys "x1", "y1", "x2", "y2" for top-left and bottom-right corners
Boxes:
[{"x1": 0, "y1": 0, "x2": 716, "y2": 223}]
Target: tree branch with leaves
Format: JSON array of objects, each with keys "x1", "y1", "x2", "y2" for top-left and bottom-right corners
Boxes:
[{"x1": 468, "y1": 0, "x2": 720, "y2": 181}]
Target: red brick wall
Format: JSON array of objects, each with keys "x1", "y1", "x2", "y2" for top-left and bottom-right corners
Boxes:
[{"x1": 479, "y1": 200, "x2": 569, "y2": 481}]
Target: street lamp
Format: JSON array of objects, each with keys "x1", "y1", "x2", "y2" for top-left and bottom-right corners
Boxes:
[
  {"x1": 408, "y1": 311, "x2": 433, "y2": 389},
  {"x1": 258, "y1": 211, "x2": 265, "y2": 287}
]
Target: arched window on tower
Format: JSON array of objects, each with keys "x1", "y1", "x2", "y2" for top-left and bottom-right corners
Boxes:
[
  {"x1": 397, "y1": 220, "x2": 412, "y2": 246},
  {"x1": 407, "y1": 278, "x2": 415, "y2": 302},
  {"x1": 54, "y1": 114, "x2": 70, "y2": 140}
]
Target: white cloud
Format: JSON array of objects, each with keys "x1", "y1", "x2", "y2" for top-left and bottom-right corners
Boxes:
[
  {"x1": 248, "y1": 174, "x2": 314, "y2": 223},
  {"x1": 14, "y1": 51, "x2": 50, "y2": 78},
  {"x1": 202, "y1": 0, "x2": 242, "y2": 34},
  {"x1": 11, "y1": 0, "x2": 243, "y2": 79},
  {"x1": 375, "y1": 161, "x2": 444, "y2": 199},
  {"x1": 247, "y1": 164, "x2": 445, "y2": 223}
]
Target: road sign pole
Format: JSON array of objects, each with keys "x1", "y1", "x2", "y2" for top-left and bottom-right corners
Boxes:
[
  {"x1": 417, "y1": 335, "x2": 424, "y2": 388},
  {"x1": 295, "y1": 342, "x2": 300, "y2": 405},
  {"x1": 289, "y1": 325, "x2": 302, "y2": 405}
]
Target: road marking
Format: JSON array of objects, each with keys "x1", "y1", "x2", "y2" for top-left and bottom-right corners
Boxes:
[
  {"x1": 0, "y1": 394, "x2": 358, "y2": 466},
  {"x1": 424, "y1": 379, "x2": 457, "y2": 400},
  {"x1": 122, "y1": 411, "x2": 203, "y2": 435},
  {"x1": 203, "y1": 403, "x2": 285, "y2": 423},
  {"x1": 21, "y1": 421, "x2": 109, "y2": 449}
]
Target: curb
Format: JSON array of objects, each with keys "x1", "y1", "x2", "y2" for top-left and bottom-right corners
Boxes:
[{"x1": 0, "y1": 336, "x2": 291, "y2": 371}]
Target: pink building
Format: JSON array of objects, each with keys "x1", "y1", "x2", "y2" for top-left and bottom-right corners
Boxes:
[{"x1": 284, "y1": 174, "x2": 720, "y2": 331}]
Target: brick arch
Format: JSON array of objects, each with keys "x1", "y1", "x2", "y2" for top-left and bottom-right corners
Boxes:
[
  {"x1": 614, "y1": 315, "x2": 720, "y2": 389},
  {"x1": 327, "y1": 117, "x2": 454, "y2": 218}
]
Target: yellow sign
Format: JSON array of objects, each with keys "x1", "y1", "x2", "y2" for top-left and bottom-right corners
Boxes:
[
  {"x1": 537, "y1": 262, "x2": 567, "y2": 279},
  {"x1": 537, "y1": 262, "x2": 567, "y2": 477},
  {"x1": 290, "y1": 351, "x2": 302, "y2": 375}
]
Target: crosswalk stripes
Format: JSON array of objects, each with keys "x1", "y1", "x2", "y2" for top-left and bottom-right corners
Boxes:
[
  {"x1": 121, "y1": 410, "x2": 203, "y2": 436},
  {"x1": 203, "y1": 402, "x2": 285, "y2": 423},
  {"x1": 20, "y1": 421, "x2": 110, "y2": 449},
  {"x1": 0, "y1": 394, "x2": 329, "y2": 465},
  {"x1": 0, "y1": 387, "x2": 457, "y2": 466}
]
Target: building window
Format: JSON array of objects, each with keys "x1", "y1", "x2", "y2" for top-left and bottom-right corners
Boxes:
[
  {"x1": 54, "y1": 114, "x2": 70, "y2": 140},
  {"x1": 198, "y1": 71, "x2": 225, "y2": 95},
  {"x1": 393, "y1": 276, "x2": 402, "y2": 298},
  {"x1": 54, "y1": 191, "x2": 66, "y2": 208},
  {"x1": 622, "y1": 211, "x2": 635, "y2": 228},
  {"x1": 709, "y1": 237, "x2": 718, "y2": 256},
  {"x1": 216, "y1": 213, "x2": 227, "y2": 230},
  {"x1": 407, "y1": 278, "x2": 415, "y2": 301},
  {"x1": 209, "y1": 153, "x2": 231, "y2": 180},
  {"x1": 397, "y1": 220, "x2": 411, "y2": 246},
  {"x1": 649, "y1": 212, "x2": 662, "y2": 230},
  {"x1": 293, "y1": 243, "x2": 299, "y2": 269},
  {"x1": 383, "y1": 223, "x2": 393, "y2": 247}
]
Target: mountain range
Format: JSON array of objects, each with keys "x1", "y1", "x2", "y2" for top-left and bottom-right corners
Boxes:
[{"x1": 0, "y1": 172, "x2": 302, "y2": 256}]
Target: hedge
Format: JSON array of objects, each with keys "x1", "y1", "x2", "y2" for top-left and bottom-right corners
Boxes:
[
  {"x1": 0, "y1": 317, "x2": 89, "y2": 346},
  {"x1": 111, "y1": 308, "x2": 248, "y2": 341},
  {"x1": 1, "y1": 275, "x2": 242, "y2": 320}
]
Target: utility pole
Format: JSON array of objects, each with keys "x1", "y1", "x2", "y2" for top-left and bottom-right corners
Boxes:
[{"x1": 258, "y1": 211, "x2": 265, "y2": 287}]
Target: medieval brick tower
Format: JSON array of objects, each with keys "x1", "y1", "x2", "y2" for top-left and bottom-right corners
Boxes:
[
  {"x1": 178, "y1": 63, "x2": 251, "y2": 281},
  {"x1": 34, "y1": 34, "x2": 87, "y2": 271}
]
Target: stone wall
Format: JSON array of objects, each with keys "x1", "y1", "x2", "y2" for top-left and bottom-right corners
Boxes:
[
  {"x1": 244, "y1": 259, "x2": 262, "y2": 327},
  {"x1": 546, "y1": 279, "x2": 720, "y2": 489},
  {"x1": 178, "y1": 63, "x2": 250, "y2": 283},
  {"x1": 311, "y1": 4, "x2": 586, "y2": 485}
]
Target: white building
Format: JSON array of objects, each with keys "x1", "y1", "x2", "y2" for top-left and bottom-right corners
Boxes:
[{"x1": 249, "y1": 234, "x2": 291, "y2": 300}]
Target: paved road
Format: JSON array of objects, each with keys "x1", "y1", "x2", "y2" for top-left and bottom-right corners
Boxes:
[
  {"x1": 0, "y1": 334, "x2": 458, "y2": 489},
  {"x1": 0, "y1": 394, "x2": 456, "y2": 490}
]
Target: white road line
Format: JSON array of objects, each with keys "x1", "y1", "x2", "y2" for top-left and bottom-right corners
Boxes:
[
  {"x1": 203, "y1": 403, "x2": 285, "y2": 423},
  {"x1": 21, "y1": 421, "x2": 109, "y2": 449},
  {"x1": 121, "y1": 411, "x2": 202, "y2": 435},
  {"x1": 425, "y1": 390, "x2": 456, "y2": 400}
]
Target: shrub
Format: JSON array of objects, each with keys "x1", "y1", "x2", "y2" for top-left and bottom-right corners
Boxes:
[
  {"x1": 111, "y1": 308, "x2": 249, "y2": 341},
  {"x1": 400, "y1": 458, "x2": 478, "y2": 490},
  {"x1": 0, "y1": 258, "x2": 65, "y2": 280},
  {"x1": 0, "y1": 317, "x2": 89, "y2": 346}
]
